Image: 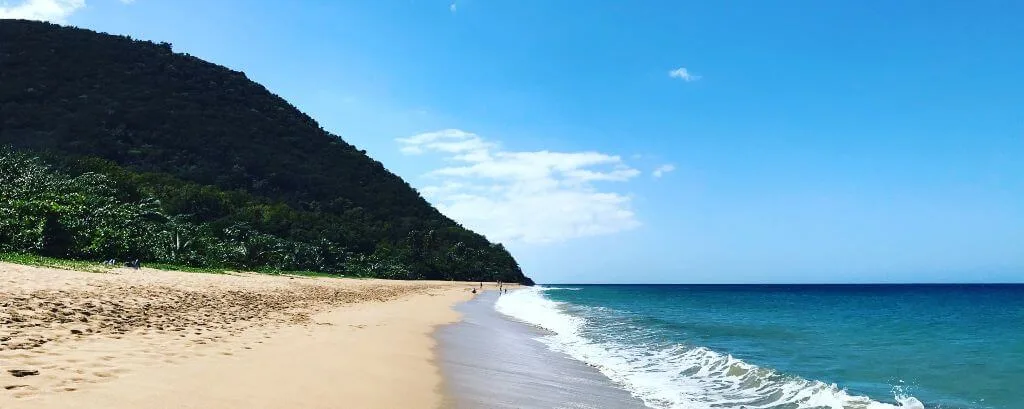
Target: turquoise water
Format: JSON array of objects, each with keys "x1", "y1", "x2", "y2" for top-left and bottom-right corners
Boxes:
[{"x1": 495, "y1": 285, "x2": 1024, "y2": 409}]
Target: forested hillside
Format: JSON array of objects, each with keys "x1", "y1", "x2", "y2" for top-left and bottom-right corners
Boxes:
[{"x1": 0, "y1": 20, "x2": 532, "y2": 284}]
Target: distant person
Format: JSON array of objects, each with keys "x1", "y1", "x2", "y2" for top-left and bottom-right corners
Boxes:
[{"x1": 471, "y1": 288, "x2": 477, "y2": 294}]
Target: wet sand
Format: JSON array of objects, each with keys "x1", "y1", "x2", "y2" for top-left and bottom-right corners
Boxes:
[
  {"x1": 436, "y1": 291, "x2": 648, "y2": 408},
  {"x1": 0, "y1": 262, "x2": 480, "y2": 408}
]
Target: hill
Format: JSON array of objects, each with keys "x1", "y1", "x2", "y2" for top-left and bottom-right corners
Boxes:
[{"x1": 0, "y1": 19, "x2": 532, "y2": 284}]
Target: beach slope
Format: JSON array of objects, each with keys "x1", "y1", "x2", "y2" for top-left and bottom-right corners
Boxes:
[{"x1": 0, "y1": 262, "x2": 475, "y2": 408}]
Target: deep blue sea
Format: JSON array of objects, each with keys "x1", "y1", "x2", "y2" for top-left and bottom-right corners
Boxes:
[{"x1": 495, "y1": 285, "x2": 1024, "y2": 409}]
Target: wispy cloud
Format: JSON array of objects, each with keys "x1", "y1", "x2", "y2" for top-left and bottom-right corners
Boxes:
[
  {"x1": 0, "y1": 0, "x2": 85, "y2": 22},
  {"x1": 398, "y1": 129, "x2": 641, "y2": 244},
  {"x1": 449, "y1": 2, "x2": 456, "y2": 13},
  {"x1": 668, "y1": 67, "x2": 700, "y2": 82},
  {"x1": 652, "y1": 164, "x2": 676, "y2": 178}
]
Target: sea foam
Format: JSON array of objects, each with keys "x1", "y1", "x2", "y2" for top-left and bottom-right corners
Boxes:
[{"x1": 496, "y1": 287, "x2": 925, "y2": 409}]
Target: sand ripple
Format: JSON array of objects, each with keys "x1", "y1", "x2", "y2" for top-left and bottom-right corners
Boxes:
[{"x1": 0, "y1": 263, "x2": 460, "y2": 400}]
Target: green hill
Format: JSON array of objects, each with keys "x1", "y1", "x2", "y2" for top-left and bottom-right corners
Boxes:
[{"x1": 0, "y1": 19, "x2": 532, "y2": 284}]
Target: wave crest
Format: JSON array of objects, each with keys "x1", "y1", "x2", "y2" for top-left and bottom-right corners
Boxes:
[{"x1": 495, "y1": 287, "x2": 924, "y2": 409}]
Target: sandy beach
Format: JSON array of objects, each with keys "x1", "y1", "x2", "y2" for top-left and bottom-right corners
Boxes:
[{"x1": 0, "y1": 262, "x2": 484, "y2": 408}]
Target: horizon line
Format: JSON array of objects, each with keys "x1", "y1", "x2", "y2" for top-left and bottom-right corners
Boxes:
[{"x1": 539, "y1": 282, "x2": 1024, "y2": 286}]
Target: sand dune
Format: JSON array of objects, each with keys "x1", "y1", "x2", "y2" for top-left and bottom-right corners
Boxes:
[{"x1": 0, "y1": 263, "x2": 479, "y2": 408}]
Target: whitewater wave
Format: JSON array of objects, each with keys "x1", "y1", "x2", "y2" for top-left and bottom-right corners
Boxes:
[{"x1": 495, "y1": 287, "x2": 924, "y2": 409}]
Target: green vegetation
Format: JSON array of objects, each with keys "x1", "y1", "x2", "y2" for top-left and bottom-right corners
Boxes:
[
  {"x1": 142, "y1": 263, "x2": 230, "y2": 274},
  {"x1": 0, "y1": 20, "x2": 533, "y2": 285},
  {"x1": 0, "y1": 252, "x2": 113, "y2": 274},
  {"x1": 0, "y1": 251, "x2": 356, "y2": 279}
]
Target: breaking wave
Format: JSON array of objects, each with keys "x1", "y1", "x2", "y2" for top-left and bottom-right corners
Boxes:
[{"x1": 495, "y1": 287, "x2": 924, "y2": 409}]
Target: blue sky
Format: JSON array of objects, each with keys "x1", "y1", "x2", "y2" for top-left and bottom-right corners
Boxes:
[{"x1": 5, "y1": 0, "x2": 1022, "y2": 283}]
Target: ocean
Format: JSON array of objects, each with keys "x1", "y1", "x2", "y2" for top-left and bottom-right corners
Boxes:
[{"x1": 494, "y1": 285, "x2": 1024, "y2": 409}]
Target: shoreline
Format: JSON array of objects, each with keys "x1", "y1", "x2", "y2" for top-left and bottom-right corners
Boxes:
[
  {"x1": 436, "y1": 291, "x2": 647, "y2": 409},
  {"x1": 0, "y1": 262, "x2": 487, "y2": 408}
]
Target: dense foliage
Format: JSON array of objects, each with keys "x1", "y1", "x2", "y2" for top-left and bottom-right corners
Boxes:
[{"x1": 0, "y1": 20, "x2": 532, "y2": 284}]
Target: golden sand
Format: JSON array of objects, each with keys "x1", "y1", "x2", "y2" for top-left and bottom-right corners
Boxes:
[{"x1": 0, "y1": 262, "x2": 481, "y2": 408}]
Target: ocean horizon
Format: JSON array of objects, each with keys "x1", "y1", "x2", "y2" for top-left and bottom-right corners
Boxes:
[
  {"x1": 494, "y1": 284, "x2": 1023, "y2": 409},
  {"x1": 537, "y1": 283, "x2": 1024, "y2": 286}
]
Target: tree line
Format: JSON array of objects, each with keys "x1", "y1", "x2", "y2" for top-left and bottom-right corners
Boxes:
[{"x1": 0, "y1": 149, "x2": 531, "y2": 283}]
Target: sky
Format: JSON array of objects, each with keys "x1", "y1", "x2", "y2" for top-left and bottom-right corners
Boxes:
[{"x1": 3, "y1": 0, "x2": 1022, "y2": 283}]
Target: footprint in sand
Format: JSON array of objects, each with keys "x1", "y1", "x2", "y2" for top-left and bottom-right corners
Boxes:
[
  {"x1": 4, "y1": 383, "x2": 39, "y2": 399},
  {"x1": 8, "y1": 369, "x2": 40, "y2": 377},
  {"x1": 12, "y1": 390, "x2": 38, "y2": 399},
  {"x1": 92, "y1": 371, "x2": 116, "y2": 379},
  {"x1": 68, "y1": 376, "x2": 95, "y2": 384}
]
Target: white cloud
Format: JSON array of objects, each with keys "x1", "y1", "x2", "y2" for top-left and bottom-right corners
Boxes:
[
  {"x1": 668, "y1": 67, "x2": 700, "y2": 82},
  {"x1": 396, "y1": 129, "x2": 494, "y2": 158},
  {"x1": 0, "y1": 0, "x2": 85, "y2": 22},
  {"x1": 449, "y1": 2, "x2": 456, "y2": 13},
  {"x1": 398, "y1": 129, "x2": 641, "y2": 244},
  {"x1": 652, "y1": 164, "x2": 676, "y2": 178}
]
